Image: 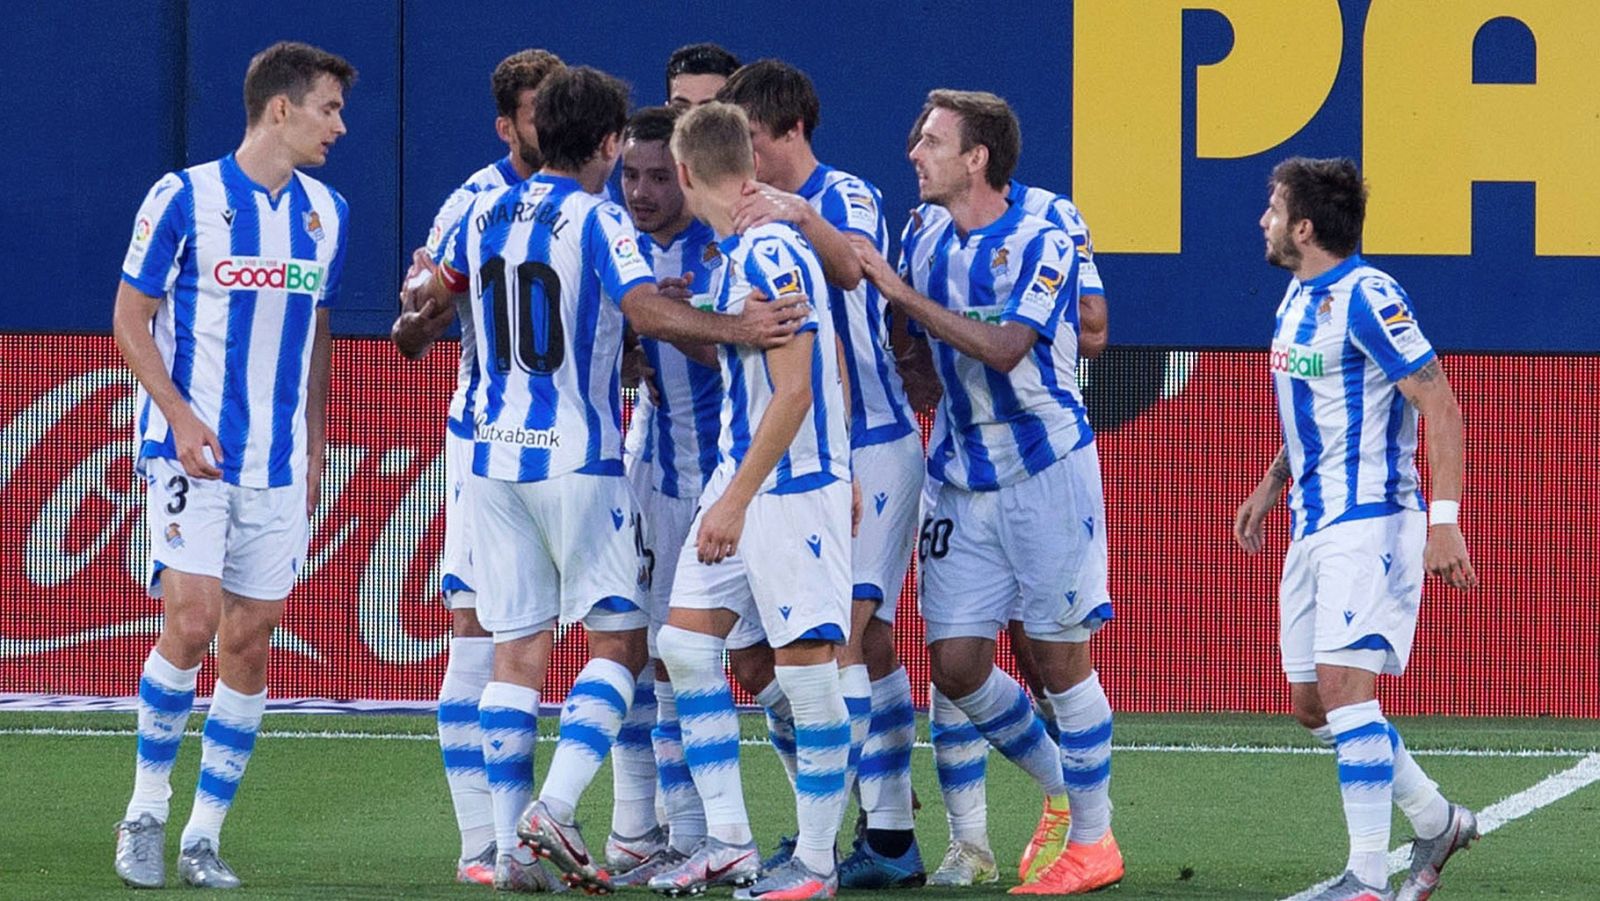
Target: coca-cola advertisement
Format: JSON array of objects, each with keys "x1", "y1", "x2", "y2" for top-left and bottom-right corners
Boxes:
[{"x1": 1, "y1": 335, "x2": 1593, "y2": 715}]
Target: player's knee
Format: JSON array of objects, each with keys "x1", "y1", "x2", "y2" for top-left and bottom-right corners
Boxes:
[
  {"x1": 1289, "y1": 684, "x2": 1327, "y2": 729},
  {"x1": 162, "y1": 610, "x2": 220, "y2": 660},
  {"x1": 451, "y1": 604, "x2": 490, "y2": 638},
  {"x1": 727, "y1": 645, "x2": 774, "y2": 696},
  {"x1": 928, "y1": 649, "x2": 985, "y2": 700},
  {"x1": 588, "y1": 629, "x2": 649, "y2": 675}
]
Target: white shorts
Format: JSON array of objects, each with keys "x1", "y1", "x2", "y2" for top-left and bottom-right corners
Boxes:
[
  {"x1": 669, "y1": 469, "x2": 852, "y2": 649},
  {"x1": 440, "y1": 431, "x2": 477, "y2": 609},
  {"x1": 919, "y1": 443, "x2": 1112, "y2": 644},
  {"x1": 1279, "y1": 509, "x2": 1425, "y2": 682},
  {"x1": 637, "y1": 483, "x2": 699, "y2": 657},
  {"x1": 141, "y1": 457, "x2": 307, "y2": 601},
  {"x1": 852, "y1": 433, "x2": 923, "y2": 623},
  {"x1": 468, "y1": 470, "x2": 649, "y2": 641}
]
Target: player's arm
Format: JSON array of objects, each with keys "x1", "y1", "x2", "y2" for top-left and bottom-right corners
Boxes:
[
  {"x1": 695, "y1": 331, "x2": 818, "y2": 563},
  {"x1": 654, "y1": 275, "x2": 720, "y2": 367},
  {"x1": 112, "y1": 281, "x2": 223, "y2": 480},
  {"x1": 1396, "y1": 358, "x2": 1478, "y2": 590},
  {"x1": 852, "y1": 235, "x2": 1038, "y2": 373},
  {"x1": 391, "y1": 260, "x2": 459, "y2": 360},
  {"x1": 1233, "y1": 447, "x2": 1290, "y2": 555},
  {"x1": 621, "y1": 283, "x2": 807, "y2": 350},
  {"x1": 1078, "y1": 292, "x2": 1108, "y2": 359},
  {"x1": 890, "y1": 311, "x2": 941, "y2": 413},
  {"x1": 733, "y1": 183, "x2": 863, "y2": 290},
  {"x1": 305, "y1": 309, "x2": 332, "y2": 516}
]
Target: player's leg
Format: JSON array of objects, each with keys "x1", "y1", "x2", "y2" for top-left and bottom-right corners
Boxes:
[
  {"x1": 730, "y1": 639, "x2": 798, "y2": 790},
  {"x1": 927, "y1": 682, "x2": 998, "y2": 886}
]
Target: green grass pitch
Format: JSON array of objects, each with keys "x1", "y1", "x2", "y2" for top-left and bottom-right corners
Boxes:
[{"x1": 2, "y1": 712, "x2": 1597, "y2": 899}]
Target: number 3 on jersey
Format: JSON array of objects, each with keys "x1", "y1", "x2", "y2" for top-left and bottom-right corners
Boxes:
[{"x1": 481, "y1": 255, "x2": 564, "y2": 374}]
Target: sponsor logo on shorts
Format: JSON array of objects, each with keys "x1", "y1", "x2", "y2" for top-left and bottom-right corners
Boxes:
[
  {"x1": 1381, "y1": 553, "x2": 1393, "y2": 574},
  {"x1": 164, "y1": 522, "x2": 184, "y2": 550},
  {"x1": 474, "y1": 419, "x2": 560, "y2": 449},
  {"x1": 212, "y1": 256, "x2": 329, "y2": 295},
  {"x1": 1083, "y1": 516, "x2": 1095, "y2": 537},
  {"x1": 874, "y1": 491, "x2": 888, "y2": 516},
  {"x1": 805, "y1": 534, "x2": 822, "y2": 558},
  {"x1": 610, "y1": 507, "x2": 624, "y2": 530},
  {"x1": 1269, "y1": 342, "x2": 1326, "y2": 378},
  {"x1": 779, "y1": 605, "x2": 793, "y2": 620}
]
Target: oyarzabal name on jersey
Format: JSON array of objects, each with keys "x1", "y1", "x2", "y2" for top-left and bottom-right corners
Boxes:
[
  {"x1": 1269, "y1": 343, "x2": 1327, "y2": 378},
  {"x1": 475, "y1": 199, "x2": 569, "y2": 238},
  {"x1": 211, "y1": 257, "x2": 328, "y2": 296},
  {"x1": 475, "y1": 421, "x2": 561, "y2": 449}
]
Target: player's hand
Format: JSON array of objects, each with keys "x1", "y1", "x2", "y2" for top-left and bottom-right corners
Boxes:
[
  {"x1": 732, "y1": 182, "x2": 810, "y2": 233},
  {"x1": 733, "y1": 287, "x2": 810, "y2": 349},
  {"x1": 1232, "y1": 479, "x2": 1282, "y2": 555},
  {"x1": 851, "y1": 478, "x2": 863, "y2": 537},
  {"x1": 621, "y1": 344, "x2": 650, "y2": 389},
  {"x1": 403, "y1": 246, "x2": 431, "y2": 287},
  {"x1": 171, "y1": 410, "x2": 224, "y2": 480},
  {"x1": 849, "y1": 233, "x2": 897, "y2": 290},
  {"x1": 696, "y1": 496, "x2": 748, "y2": 564},
  {"x1": 1423, "y1": 524, "x2": 1478, "y2": 590},
  {"x1": 657, "y1": 275, "x2": 694, "y2": 303}
]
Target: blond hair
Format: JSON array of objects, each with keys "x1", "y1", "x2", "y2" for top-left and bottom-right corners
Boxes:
[{"x1": 670, "y1": 101, "x2": 754, "y2": 184}]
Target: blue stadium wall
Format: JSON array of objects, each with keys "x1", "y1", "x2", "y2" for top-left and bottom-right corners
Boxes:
[{"x1": 5, "y1": 0, "x2": 1596, "y2": 348}]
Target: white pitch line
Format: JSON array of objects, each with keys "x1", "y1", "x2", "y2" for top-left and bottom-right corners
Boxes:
[
  {"x1": 1281, "y1": 753, "x2": 1600, "y2": 901},
  {"x1": 0, "y1": 727, "x2": 1593, "y2": 759}
]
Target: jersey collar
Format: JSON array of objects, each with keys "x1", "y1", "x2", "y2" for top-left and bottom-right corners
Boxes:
[
  {"x1": 221, "y1": 153, "x2": 297, "y2": 208},
  {"x1": 961, "y1": 200, "x2": 1025, "y2": 242},
  {"x1": 494, "y1": 155, "x2": 522, "y2": 185},
  {"x1": 795, "y1": 162, "x2": 833, "y2": 200},
  {"x1": 650, "y1": 218, "x2": 714, "y2": 253},
  {"x1": 1296, "y1": 254, "x2": 1363, "y2": 290}
]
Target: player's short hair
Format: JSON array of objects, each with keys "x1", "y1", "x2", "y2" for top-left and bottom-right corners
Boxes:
[
  {"x1": 665, "y1": 42, "x2": 741, "y2": 93},
  {"x1": 1269, "y1": 157, "x2": 1367, "y2": 257},
  {"x1": 671, "y1": 102, "x2": 754, "y2": 185},
  {"x1": 717, "y1": 59, "x2": 819, "y2": 142},
  {"x1": 243, "y1": 41, "x2": 357, "y2": 126},
  {"x1": 492, "y1": 49, "x2": 565, "y2": 118},
  {"x1": 923, "y1": 90, "x2": 1021, "y2": 191},
  {"x1": 534, "y1": 67, "x2": 631, "y2": 173},
  {"x1": 624, "y1": 106, "x2": 681, "y2": 147}
]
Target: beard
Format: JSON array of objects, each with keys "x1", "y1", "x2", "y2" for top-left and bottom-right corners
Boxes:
[
  {"x1": 1265, "y1": 232, "x2": 1301, "y2": 271},
  {"x1": 517, "y1": 142, "x2": 543, "y2": 173}
]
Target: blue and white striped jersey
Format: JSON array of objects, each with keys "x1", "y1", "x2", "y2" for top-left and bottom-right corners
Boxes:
[
  {"x1": 709, "y1": 222, "x2": 850, "y2": 494},
  {"x1": 1270, "y1": 256, "x2": 1435, "y2": 540},
  {"x1": 634, "y1": 218, "x2": 725, "y2": 498},
  {"x1": 436, "y1": 173, "x2": 656, "y2": 482},
  {"x1": 797, "y1": 164, "x2": 916, "y2": 448},
  {"x1": 425, "y1": 156, "x2": 522, "y2": 440},
  {"x1": 910, "y1": 180, "x2": 1105, "y2": 300},
  {"x1": 121, "y1": 154, "x2": 348, "y2": 489},
  {"x1": 897, "y1": 204, "x2": 1092, "y2": 492}
]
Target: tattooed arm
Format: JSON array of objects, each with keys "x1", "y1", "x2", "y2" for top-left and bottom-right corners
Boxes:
[
  {"x1": 1396, "y1": 357, "x2": 1478, "y2": 589},
  {"x1": 1234, "y1": 446, "x2": 1290, "y2": 555}
]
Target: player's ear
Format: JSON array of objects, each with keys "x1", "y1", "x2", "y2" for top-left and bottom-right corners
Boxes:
[
  {"x1": 494, "y1": 115, "x2": 514, "y2": 146},
  {"x1": 676, "y1": 160, "x2": 694, "y2": 192},
  {"x1": 270, "y1": 94, "x2": 291, "y2": 126},
  {"x1": 601, "y1": 132, "x2": 622, "y2": 162},
  {"x1": 967, "y1": 143, "x2": 990, "y2": 180}
]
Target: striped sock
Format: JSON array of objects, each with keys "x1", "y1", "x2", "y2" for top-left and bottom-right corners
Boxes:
[
  {"x1": 480, "y1": 681, "x2": 539, "y2": 855},
  {"x1": 778, "y1": 662, "x2": 851, "y2": 876},
  {"x1": 125, "y1": 649, "x2": 198, "y2": 823},
  {"x1": 179, "y1": 681, "x2": 265, "y2": 850},
  {"x1": 438, "y1": 636, "x2": 494, "y2": 859},
  {"x1": 652, "y1": 678, "x2": 707, "y2": 853},
  {"x1": 952, "y1": 667, "x2": 1066, "y2": 796},
  {"x1": 930, "y1": 685, "x2": 988, "y2": 844},
  {"x1": 1389, "y1": 724, "x2": 1450, "y2": 839},
  {"x1": 658, "y1": 625, "x2": 751, "y2": 845},
  {"x1": 1048, "y1": 671, "x2": 1114, "y2": 843},
  {"x1": 840, "y1": 663, "x2": 872, "y2": 792},
  {"x1": 755, "y1": 680, "x2": 799, "y2": 789},
  {"x1": 860, "y1": 667, "x2": 916, "y2": 831},
  {"x1": 540, "y1": 657, "x2": 634, "y2": 821},
  {"x1": 611, "y1": 667, "x2": 660, "y2": 838},
  {"x1": 1327, "y1": 700, "x2": 1396, "y2": 887}
]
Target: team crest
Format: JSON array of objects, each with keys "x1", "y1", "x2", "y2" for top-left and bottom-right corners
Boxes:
[
  {"x1": 1317, "y1": 296, "x2": 1333, "y2": 324},
  {"x1": 164, "y1": 522, "x2": 185, "y2": 550},
  {"x1": 990, "y1": 247, "x2": 1010, "y2": 275},
  {"x1": 303, "y1": 210, "x2": 326, "y2": 243},
  {"x1": 701, "y1": 242, "x2": 724, "y2": 270}
]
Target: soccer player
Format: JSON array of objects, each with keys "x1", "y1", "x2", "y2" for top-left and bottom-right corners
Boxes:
[
  {"x1": 894, "y1": 110, "x2": 1114, "y2": 887},
  {"x1": 390, "y1": 47, "x2": 564, "y2": 889},
  {"x1": 666, "y1": 42, "x2": 741, "y2": 109},
  {"x1": 854, "y1": 90, "x2": 1122, "y2": 895},
  {"x1": 604, "y1": 105, "x2": 725, "y2": 886},
  {"x1": 649, "y1": 101, "x2": 854, "y2": 901},
  {"x1": 402, "y1": 68, "x2": 806, "y2": 895},
  {"x1": 1233, "y1": 157, "x2": 1479, "y2": 901},
  {"x1": 719, "y1": 59, "x2": 925, "y2": 888},
  {"x1": 111, "y1": 41, "x2": 355, "y2": 890}
]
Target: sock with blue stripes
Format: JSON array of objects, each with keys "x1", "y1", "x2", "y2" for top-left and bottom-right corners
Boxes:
[
  {"x1": 540, "y1": 657, "x2": 635, "y2": 821},
  {"x1": 658, "y1": 625, "x2": 751, "y2": 845},
  {"x1": 652, "y1": 678, "x2": 707, "y2": 853},
  {"x1": 180, "y1": 681, "x2": 265, "y2": 850},
  {"x1": 125, "y1": 649, "x2": 199, "y2": 822},
  {"x1": 860, "y1": 667, "x2": 916, "y2": 833},
  {"x1": 1389, "y1": 724, "x2": 1450, "y2": 838},
  {"x1": 480, "y1": 681, "x2": 539, "y2": 856},
  {"x1": 930, "y1": 684, "x2": 989, "y2": 845},
  {"x1": 777, "y1": 662, "x2": 851, "y2": 876},
  {"x1": 438, "y1": 636, "x2": 494, "y2": 859},
  {"x1": 611, "y1": 666, "x2": 660, "y2": 838},
  {"x1": 755, "y1": 679, "x2": 799, "y2": 789},
  {"x1": 1047, "y1": 670, "x2": 1114, "y2": 843},
  {"x1": 1327, "y1": 700, "x2": 1396, "y2": 887},
  {"x1": 839, "y1": 663, "x2": 872, "y2": 793},
  {"x1": 952, "y1": 666, "x2": 1067, "y2": 797}
]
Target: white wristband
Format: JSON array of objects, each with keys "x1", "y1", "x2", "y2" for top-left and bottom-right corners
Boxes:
[{"x1": 1429, "y1": 500, "x2": 1459, "y2": 526}]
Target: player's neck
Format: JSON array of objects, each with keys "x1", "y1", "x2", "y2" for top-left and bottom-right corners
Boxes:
[
  {"x1": 509, "y1": 154, "x2": 536, "y2": 181},
  {"x1": 699, "y1": 180, "x2": 747, "y2": 238},
  {"x1": 233, "y1": 133, "x2": 297, "y2": 197},
  {"x1": 649, "y1": 212, "x2": 696, "y2": 248},
  {"x1": 945, "y1": 183, "x2": 1009, "y2": 238},
  {"x1": 1292, "y1": 247, "x2": 1346, "y2": 283},
  {"x1": 773, "y1": 147, "x2": 819, "y2": 194},
  {"x1": 542, "y1": 161, "x2": 607, "y2": 195}
]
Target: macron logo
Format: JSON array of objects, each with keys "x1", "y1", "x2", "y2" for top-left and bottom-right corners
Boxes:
[
  {"x1": 611, "y1": 508, "x2": 625, "y2": 530},
  {"x1": 874, "y1": 492, "x2": 888, "y2": 516},
  {"x1": 1083, "y1": 516, "x2": 1095, "y2": 537},
  {"x1": 779, "y1": 605, "x2": 793, "y2": 620},
  {"x1": 1343, "y1": 610, "x2": 1356, "y2": 626},
  {"x1": 1380, "y1": 553, "x2": 1393, "y2": 574},
  {"x1": 806, "y1": 534, "x2": 822, "y2": 557}
]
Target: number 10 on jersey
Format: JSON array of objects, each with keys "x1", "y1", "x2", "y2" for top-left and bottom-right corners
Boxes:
[{"x1": 480, "y1": 255, "x2": 564, "y2": 374}]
